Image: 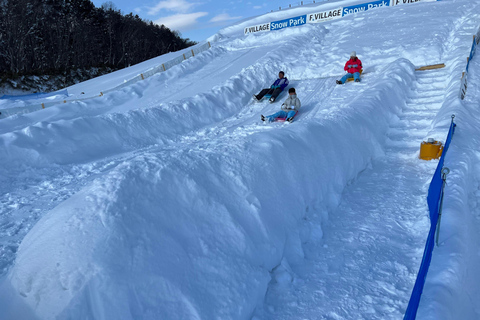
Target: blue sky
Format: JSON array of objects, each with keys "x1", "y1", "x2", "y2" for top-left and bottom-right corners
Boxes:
[{"x1": 90, "y1": 0, "x2": 303, "y2": 41}]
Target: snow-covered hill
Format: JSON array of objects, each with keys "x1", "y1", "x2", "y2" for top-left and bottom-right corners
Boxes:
[{"x1": 1, "y1": 0, "x2": 480, "y2": 319}]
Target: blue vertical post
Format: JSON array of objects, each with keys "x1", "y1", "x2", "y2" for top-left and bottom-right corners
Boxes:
[{"x1": 403, "y1": 115, "x2": 456, "y2": 320}]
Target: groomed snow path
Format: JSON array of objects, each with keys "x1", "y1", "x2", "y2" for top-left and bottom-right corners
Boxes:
[{"x1": 253, "y1": 68, "x2": 448, "y2": 319}]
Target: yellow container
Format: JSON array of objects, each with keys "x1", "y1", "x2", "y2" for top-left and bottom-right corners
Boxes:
[{"x1": 419, "y1": 139, "x2": 443, "y2": 160}]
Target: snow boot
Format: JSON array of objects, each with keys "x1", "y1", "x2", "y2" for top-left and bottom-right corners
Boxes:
[
  {"x1": 355, "y1": 79, "x2": 360, "y2": 82},
  {"x1": 253, "y1": 94, "x2": 260, "y2": 101},
  {"x1": 336, "y1": 80, "x2": 343, "y2": 85},
  {"x1": 261, "y1": 115, "x2": 266, "y2": 122},
  {"x1": 269, "y1": 97, "x2": 275, "y2": 103},
  {"x1": 286, "y1": 117, "x2": 294, "y2": 123}
]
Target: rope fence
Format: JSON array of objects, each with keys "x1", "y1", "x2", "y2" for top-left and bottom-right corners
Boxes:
[{"x1": 269, "y1": 1, "x2": 325, "y2": 12}]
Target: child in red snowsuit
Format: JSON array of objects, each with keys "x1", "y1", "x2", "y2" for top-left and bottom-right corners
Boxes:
[{"x1": 336, "y1": 51, "x2": 362, "y2": 84}]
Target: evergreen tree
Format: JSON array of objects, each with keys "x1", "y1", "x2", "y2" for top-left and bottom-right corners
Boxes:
[{"x1": 0, "y1": 0, "x2": 196, "y2": 88}]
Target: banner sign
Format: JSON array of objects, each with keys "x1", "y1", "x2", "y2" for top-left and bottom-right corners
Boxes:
[
  {"x1": 244, "y1": 22, "x2": 271, "y2": 35},
  {"x1": 308, "y1": 8, "x2": 343, "y2": 23},
  {"x1": 391, "y1": 0, "x2": 437, "y2": 5},
  {"x1": 391, "y1": 0, "x2": 420, "y2": 5},
  {"x1": 243, "y1": 0, "x2": 437, "y2": 35},
  {"x1": 343, "y1": 0, "x2": 389, "y2": 17},
  {"x1": 270, "y1": 15, "x2": 307, "y2": 31}
]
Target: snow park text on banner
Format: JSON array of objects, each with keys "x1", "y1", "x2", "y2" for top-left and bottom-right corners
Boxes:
[
  {"x1": 270, "y1": 15, "x2": 307, "y2": 32},
  {"x1": 342, "y1": 0, "x2": 389, "y2": 17},
  {"x1": 243, "y1": 0, "x2": 438, "y2": 35}
]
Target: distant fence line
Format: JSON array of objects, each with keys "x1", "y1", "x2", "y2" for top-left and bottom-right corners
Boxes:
[
  {"x1": 269, "y1": 0, "x2": 326, "y2": 12},
  {"x1": 0, "y1": 42, "x2": 212, "y2": 119},
  {"x1": 0, "y1": 89, "x2": 69, "y2": 100}
]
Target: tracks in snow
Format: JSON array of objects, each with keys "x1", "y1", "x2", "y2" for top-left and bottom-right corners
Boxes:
[
  {"x1": 253, "y1": 68, "x2": 448, "y2": 319},
  {"x1": 0, "y1": 76, "x2": 339, "y2": 278}
]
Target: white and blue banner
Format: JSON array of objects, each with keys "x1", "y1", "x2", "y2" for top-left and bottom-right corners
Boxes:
[
  {"x1": 270, "y1": 15, "x2": 307, "y2": 32},
  {"x1": 342, "y1": 0, "x2": 389, "y2": 17},
  {"x1": 244, "y1": 22, "x2": 271, "y2": 35},
  {"x1": 308, "y1": 8, "x2": 343, "y2": 23},
  {"x1": 391, "y1": 0, "x2": 422, "y2": 6},
  {"x1": 243, "y1": 0, "x2": 437, "y2": 35}
]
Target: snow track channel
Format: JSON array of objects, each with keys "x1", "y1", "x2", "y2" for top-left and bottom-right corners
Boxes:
[
  {"x1": 253, "y1": 68, "x2": 448, "y2": 319},
  {"x1": 0, "y1": 58, "x2": 413, "y2": 319}
]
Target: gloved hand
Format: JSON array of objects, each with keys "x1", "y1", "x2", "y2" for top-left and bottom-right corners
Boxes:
[
  {"x1": 348, "y1": 65, "x2": 352, "y2": 68},
  {"x1": 352, "y1": 64, "x2": 358, "y2": 68}
]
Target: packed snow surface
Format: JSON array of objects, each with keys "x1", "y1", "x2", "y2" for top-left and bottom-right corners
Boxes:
[{"x1": 1, "y1": 0, "x2": 480, "y2": 319}]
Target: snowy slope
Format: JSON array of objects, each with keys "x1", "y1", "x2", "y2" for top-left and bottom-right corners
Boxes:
[
  {"x1": 0, "y1": 43, "x2": 209, "y2": 113},
  {"x1": 1, "y1": 0, "x2": 480, "y2": 319}
]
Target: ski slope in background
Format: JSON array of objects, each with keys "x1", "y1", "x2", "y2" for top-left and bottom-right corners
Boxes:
[{"x1": 1, "y1": 0, "x2": 480, "y2": 319}]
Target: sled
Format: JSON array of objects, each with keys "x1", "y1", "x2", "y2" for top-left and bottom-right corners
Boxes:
[
  {"x1": 346, "y1": 69, "x2": 363, "y2": 82},
  {"x1": 263, "y1": 89, "x2": 286, "y2": 102},
  {"x1": 274, "y1": 110, "x2": 298, "y2": 122}
]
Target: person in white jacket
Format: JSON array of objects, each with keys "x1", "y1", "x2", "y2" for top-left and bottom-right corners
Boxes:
[{"x1": 261, "y1": 87, "x2": 301, "y2": 123}]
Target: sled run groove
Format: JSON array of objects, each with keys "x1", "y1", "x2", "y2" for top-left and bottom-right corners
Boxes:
[{"x1": 253, "y1": 68, "x2": 449, "y2": 319}]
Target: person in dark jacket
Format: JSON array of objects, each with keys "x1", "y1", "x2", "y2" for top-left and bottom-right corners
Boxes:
[
  {"x1": 253, "y1": 71, "x2": 289, "y2": 102},
  {"x1": 336, "y1": 51, "x2": 363, "y2": 84}
]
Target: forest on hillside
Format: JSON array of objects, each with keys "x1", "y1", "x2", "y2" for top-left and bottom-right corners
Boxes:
[{"x1": 0, "y1": 0, "x2": 196, "y2": 90}]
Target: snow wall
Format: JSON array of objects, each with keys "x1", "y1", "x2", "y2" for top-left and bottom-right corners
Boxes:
[
  {"x1": 415, "y1": 21, "x2": 480, "y2": 320},
  {"x1": 0, "y1": 58, "x2": 416, "y2": 319}
]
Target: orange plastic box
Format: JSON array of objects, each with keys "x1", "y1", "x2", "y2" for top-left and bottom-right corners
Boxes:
[{"x1": 419, "y1": 138, "x2": 443, "y2": 160}]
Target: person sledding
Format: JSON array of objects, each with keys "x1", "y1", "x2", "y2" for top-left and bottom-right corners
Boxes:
[
  {"x1": 253, "y1": 71, "x2": 289, "y2": 103},
  {"x1": 336, "y1": 51, "x2": 362, "y2": 84},
  {"x1": 261, "y1": 87, "x2": 301, "y2": 123}
]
